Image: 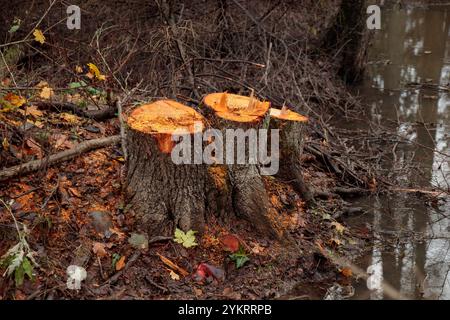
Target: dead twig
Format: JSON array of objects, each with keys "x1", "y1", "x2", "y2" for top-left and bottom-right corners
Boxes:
[
  {"x1": 0, "y1": 136, "x2": 120, "y2": 182},
  {"x1": 33, "y1": 101, "x2": 117, "y2": 121}
]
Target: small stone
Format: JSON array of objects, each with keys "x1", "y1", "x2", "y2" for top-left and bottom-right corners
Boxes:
[{"x1": 84, "y1": 125, "x2": 100, "y2": 133}]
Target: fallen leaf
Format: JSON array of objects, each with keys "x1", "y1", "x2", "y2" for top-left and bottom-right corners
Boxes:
[
  {"x1": 193, "y1": 287, "x2": 203, "y2": 296},
  {"x1": 115, "y1": 256, "x2": 126, "y2": 271},
  {"x1": 87, "y1": 63, "x2": 106, "y2": 81},
  {"x1": 60, "y1": 112, "x2": 81, "y2": 124},
  {"x1": 33, "y1": 29, "x2": 45, "y2": 44},
  {"x1": 25, "y1": 105, "x2": 44, "y2": 118},
  {"x1": 331, "y1": 221, "x2": 345, "y2": 234},
  {"x1": 169, "y1": 269, "x2": 180, "y2": 281},
  {"x1": 27, "y1": 119, "x2": 43, "y2": 129},
  {"x1": 52, "y1": 134, "x2": 68, "y2": 149},
  {"x1": 39, "y1": 86, "x2": 54, "y2": 99},
  {"x1": 2, "y1": 137, "x2": 9, "y2": 150},
  {"x1": 25, "y1": 138, "x2": 42, "y2": 158},
  {"x1": 68, "y1": 187, "x2": 82, "y2": 198},
  {"x1": 251, "y1": 243, "x2": 264, "y2": 254},
  {"x1": 3, "y1": 93, "x2": 26, "y2": 107},
  {"x1": 109, "y1": 227, "x2": 125, "y2": 240},
  {"x1": 220, "y1": 234, "x2": 240, "y2": 252},
  {"x1": 75, "y1": 65, "x2": 83, "y2": 73},
  {"x1": 174, "y1": 228, "x2": 198, "y2": 248},
  {"x1": 340, "y1": 267, "x2": 353, "y2": 277},
  {"x1": 1, "y1": 78, "x2": 11, "y2": 86},
  {"x1": 92, "y1": 242, "x2": 107, "y2": 257},
  {"x1": 35, "y1": 81, "x2": 49, "y2": 88},
  {"x1": 157, "y1": 253, "x2": 189, "y2": 277}
]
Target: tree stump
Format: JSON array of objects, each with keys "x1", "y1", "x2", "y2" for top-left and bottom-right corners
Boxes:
[
  {"x1": 269, "y1": 107, "x2": 315, "y2": 206},
  {"x1": 202, "y1": 92, "x2": 276, "y2": 237},
  {"x1": 125, "y1": 100, "x2": 210, "y2": 236}
]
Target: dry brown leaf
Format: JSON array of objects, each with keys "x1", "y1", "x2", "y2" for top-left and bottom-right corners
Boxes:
[
  {"x1": 193, "y1": 287, "x2": 203, "y2": 297},
  {"x1": 92, "y1": 242, "x2": 107, "y2": 257},
  {"x1": 68, "y1": 187, "x2": 82, "y2": 198},
  {"x1": 25, "y1": 138, "x2": 42, "y2": 158},
  {"x1": 115, "y1": 256, "x2": 126, "y2": 271},
  {"x1": 251, "y1": 243, "x2": 264, "y2": 254},
  {"x1": 25, "y1": 105, "x2": 44, "y2": 118},
  {"x1": 109, "y1": 227, "x2": 125, "y2": 240}
]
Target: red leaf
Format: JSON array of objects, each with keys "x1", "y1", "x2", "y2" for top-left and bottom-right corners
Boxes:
[{"x1": 220, "y1": 234, "x2": 240, "y2": 252}]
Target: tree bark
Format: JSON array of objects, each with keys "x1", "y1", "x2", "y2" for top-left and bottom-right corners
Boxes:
[
  {"x1": 270, "y1": 110, "x2": 315, "y2": 206},
  {"x1": 126, "y1": 128, "x2": 211, "y2": 236},
  {"x1": 202, "y1": 93, "x2": 277, "y2": 237},
  {"x1": 324, "y1": 0, "x2": 368, "y2": 84},
  {"x1": 124, "y1": 100, "x2": 212, "y2": 236}
]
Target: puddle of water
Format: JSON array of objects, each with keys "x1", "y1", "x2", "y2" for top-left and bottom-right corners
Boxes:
[{"x1": 349, "y1": 4, "x2": 450, "y2": 300}]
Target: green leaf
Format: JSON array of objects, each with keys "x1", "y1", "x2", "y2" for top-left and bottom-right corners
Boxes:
[
  {"x1": 86, "y1": 87, "x2": 101, "y2": 96},
  {"x1": 229, "y1": 246, "x2": 250, "y2": 269},
  {"x1": 14, "y1": 265, "x2": 24, "y2": 287},
  {"x1": 111, "y1": 253, "x2": 121, "y2": 269},
  {"x1": 174, "y1": 228, "x2": 198, "y2": 248},
  {"x1": 235, "y1": 255, "x2": 249, "y2": 268},
  {"x1": 8, "y1": 18, "x2": 21, "y2": 34},
  {"x1": 68, "y1": 81, "x2": 87, "y2": 89},
  {"x1": 22, "y1": 257, "x2": 33, "y2": 279}
]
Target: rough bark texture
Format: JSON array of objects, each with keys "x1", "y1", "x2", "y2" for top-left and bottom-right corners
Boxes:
[
  {"x1": 272, "y1": 119, "x2": 315, "y2": 206},
  {"x1": 203, "y1": 109, "x2": 277, "y2": 238},
  {"x1": 324, "y1": 0, "x2": 368, "y2": 84},
  {"x1": 125, "y1": 129, "x2": 211, "y2": 236}
]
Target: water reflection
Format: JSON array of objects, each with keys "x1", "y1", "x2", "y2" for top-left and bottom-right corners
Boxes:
[{"x1": 351, "y1": 4, "x2": 450, "y2": 299}]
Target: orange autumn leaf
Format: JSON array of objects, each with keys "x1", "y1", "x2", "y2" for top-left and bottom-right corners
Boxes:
[
  {"x1": 3, "y1": 93, "x2": 26, "y2": 107},
  {"x1": 115, "y1": 256, "x2": 126, "y2": 271},
  {"x1": 341, "y1": 267, "x2": 353, "y2": 277}
]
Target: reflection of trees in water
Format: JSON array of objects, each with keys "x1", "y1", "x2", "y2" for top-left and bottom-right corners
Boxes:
[{"x1": 359, "y1": 6, "x2": 450, "y2": 299}]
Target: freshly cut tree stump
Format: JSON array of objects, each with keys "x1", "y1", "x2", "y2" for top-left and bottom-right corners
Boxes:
[
  {"x1": 202, "y1": 92, "x2": 276, "y2": 237},
  {"x1": 125, "y1": 100, "x2": 209, "y2": 236},
  {"x1": 269, "y1": 107, "x2": 315, "y2": 206}
]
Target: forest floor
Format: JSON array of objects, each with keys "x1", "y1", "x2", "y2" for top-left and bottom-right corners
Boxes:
[
  {"x1": 0, "y1": 1, "x2": 377, "y2": 300},
  {"x1": 0, "y1": 91, "x2": 372, "y2": 300}
]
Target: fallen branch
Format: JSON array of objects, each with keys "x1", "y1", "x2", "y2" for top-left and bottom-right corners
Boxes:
[
  {"x1": 390, "y1": 187, "x2": 445, "y2": 197},
  {"x1": 34, "y1": 101, "x2": 117, "y2": 121},
  {"x1": 0, "y1": 135, "x2": 120, "y2": 181}
]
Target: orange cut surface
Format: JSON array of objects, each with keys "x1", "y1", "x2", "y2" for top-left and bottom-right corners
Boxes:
[
  {"x1": 269, "y1": 107, "x2": 308, "y2": 122},
  {"x1": 203, "y1": 92, "x2": 270, "y2": 122},
  {"x1": 127, "y1": 100, "x2": 205, "y2": 153},
  {"x1": 127, "y1": 100, "x2": 205, "y2": 135}
]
